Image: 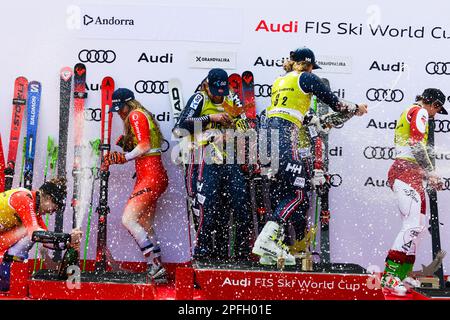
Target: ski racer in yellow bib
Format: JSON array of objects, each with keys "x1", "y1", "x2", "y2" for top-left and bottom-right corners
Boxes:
[
  {"x1": 267, "y1": 71, "x2": 314, "y2": 149},
  {"x1": 252, "y1": 47, "x2": 369, "y2": 266},
  {"x1": 382, "y1": 88, "x2": 447, "y2": 296},
  {"x1": 174, "y1": 68, "x2": 252, "y2": 261},
  {"x1": 0, "y1": 179, "x2": 82, "y2": 291}
]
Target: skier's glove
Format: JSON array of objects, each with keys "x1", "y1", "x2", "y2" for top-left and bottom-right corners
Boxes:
[
  {"x1": 427, "y1": 171, "x2": 443, "y2": 191},
  {"x1": 104, "y1": 151, "x2": 127, "y2": 166},
  {"x1": 235, "y1": 118, "x2": 250, "y2": 132},
  {"x1": 312, "y1": 169, "x2": 327, "y2": 189},
  {"x1": 303, "y1": 113, "x2": 329, "y2": 134}
]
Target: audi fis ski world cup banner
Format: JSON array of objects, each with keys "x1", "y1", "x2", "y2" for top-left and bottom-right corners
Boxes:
[{"x1": 1, "y1": 0, "x2": 450, "y2": 276}]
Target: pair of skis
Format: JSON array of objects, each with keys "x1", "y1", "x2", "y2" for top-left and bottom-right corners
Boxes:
[
  {"x1": 3, "y1": 77, "x2": 28, "y2": 192},
  {"x1": 2, "y1": 77, "x2": 41, "y2": 192},
  {"x1": 227, "y1": 71, "x2": 259, "y2": 256},
  {"x1": 53, "y1": 64, "x2": 114, "y2": 271},
  {"x1": 2, "y1": 77, "x2": 42, "y2": 192}
]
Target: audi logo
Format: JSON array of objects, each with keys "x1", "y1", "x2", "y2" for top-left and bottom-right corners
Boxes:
[
  {"x1": 254, "y1": 84, "x2": 272, "y2": 97},
  {"x1": 425, "y1": 62, "x2": 450, "y2": 75},
  {"x1": 442, "y1": 178, "x2": 450, "y2": 191},
  {"x1": 434, "y1": 119, "x2": 450, "y2": 133},
  {"x1": 135, "y1": 80, "x2": 169, "y2": 94},
  {"x1": 84, "y1": 108, "x2": 102, "y2": 122},
  {"x1": 366, "y1": 88, "x2": 404, "y2": 102},
  {"x1": 363, "y1": 146, "x2": 395, "y2": 160},
  {"x1": 329, "y1": 174, "x2": 342, "y2": 187},
  {"x1": 78, "y1": 49, "x2": 116, "y2": 63}
]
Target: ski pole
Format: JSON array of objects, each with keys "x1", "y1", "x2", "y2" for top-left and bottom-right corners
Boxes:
[
  {"x1": 33, "y1": 137, "x2": 53, "y2": 273},
  {"x1": 39, "y1": 141, "x2": 58, "y2": 270},
  {"x1": 83, "y1": 139, "x2": 100, "y2": 271},
  {"x1": 18, "y1": 137, "x2": 26, "y2": 187},
  {"x1": 312, "y1": 194, "x2": 320, "y2": 250}
]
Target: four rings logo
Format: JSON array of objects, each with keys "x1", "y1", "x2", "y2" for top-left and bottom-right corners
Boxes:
[
  {"x1": 78, "y1": 49, "x2": 116, "y2": 64},
  {"x1": 363, "y1": 146, "x2": 395, "y2": 160},
  {"x1": 366, "y1": 88, "x2": 404, "y2": 102},
  {"x1": 84, "y1": 108, "x2": 102, "y2": 122},
  {"x1": 254, "y1": 84, "x2": 272, "y2": 97},
  {"x1": 329, "y1": 174, "x2": 342, "y2": 187},
  {"x1": 425, "y1": 62, "x2": 450, "y2": 75},
  {"x1": 434, "y1": 119, "x2": 450, "y2": 133},
  {"x1": 135, "y1": 80, "x2": 169, "y2": 94}
]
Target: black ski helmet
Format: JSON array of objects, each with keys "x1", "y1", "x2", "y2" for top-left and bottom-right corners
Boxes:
[{"x1": 39, "y1": 178, "x2": 67, "y2": 209}]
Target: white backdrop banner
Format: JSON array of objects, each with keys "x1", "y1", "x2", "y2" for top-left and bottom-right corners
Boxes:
[{"x1": 1, "y1": 0, "x2": 450, "y2": 274}]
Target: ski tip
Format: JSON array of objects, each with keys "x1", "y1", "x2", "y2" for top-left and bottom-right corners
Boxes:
[
  {"x1": 60, "y1": 67, "x2": 73, "y2": 82},
  {"x1": 242, "y1": 71, "x2": 254, "y2": 85},
  {"x1": 74, "y1": 63, "x2": 87, "y2": 77},
  {"x1": 101, "y1": 76, "x2": 115, "y2": 86},
  {"x1": 28, "y1": 80, "x2": 42, "y2": 88},
  {"x1": 15, "y1": 76, "x2": 28, "y2": 83}
]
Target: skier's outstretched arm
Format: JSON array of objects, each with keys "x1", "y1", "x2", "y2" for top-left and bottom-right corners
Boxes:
[
  {"x1": 173, "y1": 93, "x2": 207, "y2": 137},
  {"x1": 299, "y1": 72, "x2": 368, "y2": 116}
]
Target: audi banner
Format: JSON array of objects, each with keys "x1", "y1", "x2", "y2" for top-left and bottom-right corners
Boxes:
[{"x1": 1, "y1": 0, "x2": 450, "y2": 274}]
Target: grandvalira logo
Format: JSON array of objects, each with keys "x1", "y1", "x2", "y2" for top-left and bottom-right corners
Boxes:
[
  {"x1": 135, "y1": 80, "x2": 169, "y2": 94},
  {"x1": 366, "y1": 88, "x2": 404, "y2": 102},
  {"x1": 78, "y1": 49, "x2": 116, "y2": 63},
  {"x1": 189, "y1": 51, "x2": 236, "y2": 69},
  {"x1": 425, "y1": 62, "x2": 450, "y2": 75},
  {"x1": 83, "y1": 14, "x2": 134, "y2": 26}
]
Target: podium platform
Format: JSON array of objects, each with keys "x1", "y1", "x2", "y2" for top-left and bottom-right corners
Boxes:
[{"x1": 188, "y1": 259, "x2": 384, "y2": 300}]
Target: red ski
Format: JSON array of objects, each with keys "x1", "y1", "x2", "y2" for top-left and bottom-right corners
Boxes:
[
  {"x1": 5, "y1": 77, "x2": 28, "y2": 190},
  {"x1": 242, "y1": 71, "x2": 256, "y2": 120},
  {"x1": 72, "y1": 63, "x2": 87, "y2": 229},
  {"x1": 95, "y1": 76, "x2": 115, "y2": 272},
  {"x1": 0, "y1": 135, "x2": 5, "y2": 192},
  {"x1": 228, "y1": 73, "x2": 243, "y2": 102}
]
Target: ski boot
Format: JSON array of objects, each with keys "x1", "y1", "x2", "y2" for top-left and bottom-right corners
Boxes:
[
  {"x1": 147, "y1": 263, "x2": 168, "y2": 284},
  {"x1": 402, "y1": 277, "x2": 421, "y2": 291},
  {"x1": 381, "y1": 273, "x2": 407, "y2": 296},
  {"x1": 252, "y1": 221, "x2": 296, "y2": 266}
]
